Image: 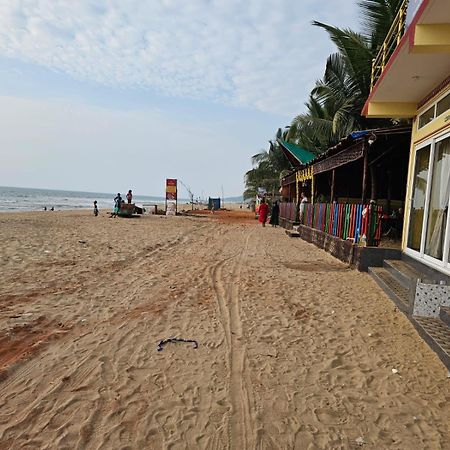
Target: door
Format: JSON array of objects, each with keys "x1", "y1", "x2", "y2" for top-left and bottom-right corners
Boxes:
[
  {"x1": 406, "y1": 134, "x2": 450, "y2": 273},
  {"x1": 424, "y1": 136, "x2": 450, "y2": 261},
  {"x1": 407, "y1": 144, "x2": 431, "y2": 252}
]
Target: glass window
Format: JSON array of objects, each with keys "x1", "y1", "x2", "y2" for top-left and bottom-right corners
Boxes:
[
  {"x1": 437, "y1": 92, "x2": 450, "y2": 118},
  {"x1": 424, "y1": 137, "x2": 450, "y2": 260},
  {"x1": 408, "y1": 145, "x2": 431, "y2": 251},
  {"x1": 418, "y1": 106, "x2": 435, "y2": 129}
]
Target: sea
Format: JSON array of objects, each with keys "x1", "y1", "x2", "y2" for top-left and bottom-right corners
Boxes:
[{"x1": 0, "y1": 186, "x2": 167, "y2": 212}]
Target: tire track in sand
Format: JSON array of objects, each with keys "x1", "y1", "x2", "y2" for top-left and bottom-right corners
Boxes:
[
  {"x1": 211, "y1": 230, "x2": 256, "y2": 449},
  {"x1": 211, "y1": 259, "x2": 232, "y2": 349}
]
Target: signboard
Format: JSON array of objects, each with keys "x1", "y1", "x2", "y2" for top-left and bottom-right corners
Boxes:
[
  {"x1": 166, "y1": 178, "x2": 177, "y2": 200},
  {"x1": 165, "y1": 178, "x2": 177, "y2": 215},
  {"x1": 406, "y1": 0, "x2": 424, "y2": 28}
]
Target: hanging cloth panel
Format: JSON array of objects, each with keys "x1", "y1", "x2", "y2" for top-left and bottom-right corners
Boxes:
[{"x1": 313, "y1": 141, "x2": 364, "y2": 175}]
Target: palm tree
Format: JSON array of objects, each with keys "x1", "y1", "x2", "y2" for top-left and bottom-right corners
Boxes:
[
  {"x1": 313, "y1": 0, "x2": 405, "y2": 109},
  {"x1": 244, "y1": 143, "x2": 292, "y2": 200},
  {"x1": 358, "y1": 0, "x2": 406, "y2": 51},
  {"x1": 288, "y1": 0, "x2": 404, "y2": 153},
  {"x1": 287, "y1": 93, "x2": 337, "y2": 152},
  {"x1": 288, "y1": 53, "x2": 362, "y2": 152}
]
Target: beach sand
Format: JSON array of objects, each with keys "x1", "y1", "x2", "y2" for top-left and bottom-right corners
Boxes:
[{"x1": 0, "y1": 210, "x2": 449, "y2": 449}]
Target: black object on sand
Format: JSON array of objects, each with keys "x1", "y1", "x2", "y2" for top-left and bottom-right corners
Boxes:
[{"x1": 157, "y1": 338, "x2": 199, "y2": 352}]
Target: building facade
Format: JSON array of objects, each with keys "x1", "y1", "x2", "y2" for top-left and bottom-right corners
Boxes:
[{"x1": 363, "y1": 0, "x2": 450, "y2": 275}]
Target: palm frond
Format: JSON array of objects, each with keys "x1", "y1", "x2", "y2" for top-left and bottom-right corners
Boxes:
[{"x1": 357, "y1": 0, "x2": 404, "y2": 49}]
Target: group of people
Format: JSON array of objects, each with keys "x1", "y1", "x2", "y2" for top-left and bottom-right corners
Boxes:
[
  {"x1": 93, "y1": 189, "x2": 133, "y2": 218},
  {"x1": 257, "y1": 199, "x2": 280, "y2": 227},
  {"x1": 109, "y1": 190, "x2": 133, "y2": 217},
  {"x1": 258, "y1": 192, "x2": 309, "y2": 228}
]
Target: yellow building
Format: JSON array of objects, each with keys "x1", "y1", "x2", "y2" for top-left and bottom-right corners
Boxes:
[{"x1": 363, "y1": 0, "x2": 450, "y2": 275}]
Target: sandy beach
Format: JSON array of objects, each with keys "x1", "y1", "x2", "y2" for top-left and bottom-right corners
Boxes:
[{"x1": 0, "y1": 210, "x2": 449, "y2": 449}]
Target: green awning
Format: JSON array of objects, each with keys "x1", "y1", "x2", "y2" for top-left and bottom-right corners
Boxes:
[{"x1": 277, "y1": 139, "x2": 316, "y2": 167}]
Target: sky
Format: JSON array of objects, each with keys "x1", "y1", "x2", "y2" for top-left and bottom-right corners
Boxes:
[{"x1": 0, "y1": 0, "x2": 359, "y2": 198}]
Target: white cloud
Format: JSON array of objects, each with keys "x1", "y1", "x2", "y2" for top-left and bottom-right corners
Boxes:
[{"x1": 0, "y1": 0, "x2": 358, "y2": 115}]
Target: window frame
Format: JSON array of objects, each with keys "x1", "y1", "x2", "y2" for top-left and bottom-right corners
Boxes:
[
  {"x1": 417, "y1": 88, "x2": 450, "y2": 131},
  {"x1": 405, "y1": 129, "x2": 450, "y2": 274}
]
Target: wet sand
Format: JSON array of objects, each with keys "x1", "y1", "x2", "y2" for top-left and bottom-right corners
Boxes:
[{"x1": 0, "y1": 210, "x2": 449, "y2": 449}]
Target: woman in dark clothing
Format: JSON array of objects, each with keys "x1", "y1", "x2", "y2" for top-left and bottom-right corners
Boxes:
[{"x1": 270, "y1": 201, "x2": 280, "y2": 227}]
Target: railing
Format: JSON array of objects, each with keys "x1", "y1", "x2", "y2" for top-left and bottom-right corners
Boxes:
[
  {"x1": 280, "y1": 202, "x2": 297, "y2": 222},
  {"x1": 301, "y1": 203, "x2": 383, "y2": 247},
  {"x1": 370, "y1": 0, "x2": 409, "y2": 91}
]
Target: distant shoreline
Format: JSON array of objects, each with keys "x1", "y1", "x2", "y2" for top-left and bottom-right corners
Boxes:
[
  {"x1": 0, "y1": 185, "x2": 244, "y2": 213},
  {"x1": 0, "y1": 202, "x2": 246, "y2": 215}
]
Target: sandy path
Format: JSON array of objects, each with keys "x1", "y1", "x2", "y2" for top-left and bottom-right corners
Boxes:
[
  {"x1": 211, "y1": 230, "x2": 256, "y2": 448},
  {"x1": 0, "y1": 211, "x2": 449, "y2": 449}
]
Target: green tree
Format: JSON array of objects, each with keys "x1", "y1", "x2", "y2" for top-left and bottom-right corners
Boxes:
[
  {"x1": 288, "y1": 0, "x2": 404, "y2": 152},
  {"x1": 358, "y1": 0, "x2": 406, "y2": 51},
  {"x1": 287, "y1": 53, "x2": 361, "y2": 152},
  {"x1": 244, "y1": 141, "x2": 292, "y2": 200},
  {"x1": 244, "y1": 1, "x2": 406, "y2": 198}
]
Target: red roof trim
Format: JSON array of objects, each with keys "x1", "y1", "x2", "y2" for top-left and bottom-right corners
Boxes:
[
  {"x1": 362, "y1": 0, "x2": 431, "y2": 116},
  {"x1": 418, "y1": 75, "x2": 450, "y2": 109}
]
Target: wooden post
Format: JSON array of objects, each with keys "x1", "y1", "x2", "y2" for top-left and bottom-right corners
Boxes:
[
  {"x1": 370, "y1": 165, "x2": 377, "y2": 201},
  {"x1": 361, "y1": 140, "x2": 369, "y2": 204},
  {"x1": 330, "y1": 169, "x2": 335, "y2": 203}
]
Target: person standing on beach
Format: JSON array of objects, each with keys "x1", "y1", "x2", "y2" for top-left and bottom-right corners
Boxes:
[
  {"x1": 126, "y1": 190, "x2": 133, "y2": 204},
  {"x1": 258, "y1": 198, "x2": 269, "y2": 227},
  {"x1": 270, "y1": 200, "x2": 279, "y2": 227},
  {"x1": 93, "y1": 201, "x2": 99, "y2": 217},
  {"x1": 112, "y1": 193, "x2": 122, "y2": 217}
]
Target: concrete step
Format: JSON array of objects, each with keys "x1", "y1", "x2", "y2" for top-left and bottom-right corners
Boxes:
[
  {"x1": 440, "y1": 306, "x2": 450, "y2": 328},
  {"x1": 413, "y1": 317, "x2": 450, "y2": 370},
  {"x1": 285, "y1": 230, "x2": 300, "y2": 238},
  {"x1": 368, "y1": 267, "x2": 410, "y2": 314},
  {"x1": 383, "y1": 259, "x2": 421, "y2": 289},
  {"x1": 402, "y1": 254, "x2": 450, "y2": 285}
]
